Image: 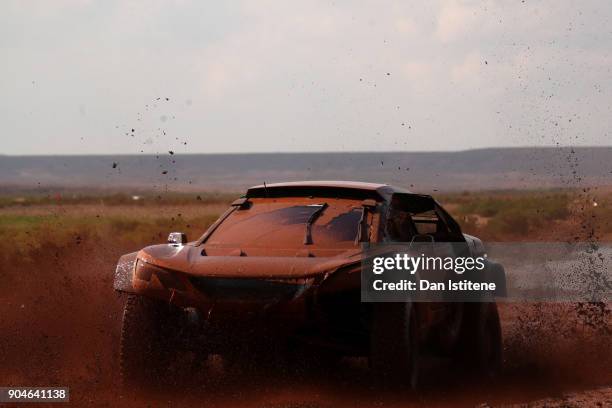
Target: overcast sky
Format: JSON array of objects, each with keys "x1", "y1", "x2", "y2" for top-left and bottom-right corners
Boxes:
[{"x1": 1, "y1": 0, "x2": 611, "y2": 155}]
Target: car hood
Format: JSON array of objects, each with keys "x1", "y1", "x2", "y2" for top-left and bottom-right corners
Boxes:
[{"x1": 137, "y1": 244, "x2": 364, "y2": 279}]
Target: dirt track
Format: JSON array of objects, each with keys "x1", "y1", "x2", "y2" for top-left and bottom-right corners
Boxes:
[{"x1": 0, "y1": 238, "x2": 610, "y2": 407}]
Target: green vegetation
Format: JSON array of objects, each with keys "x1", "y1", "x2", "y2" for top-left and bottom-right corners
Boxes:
[
  {"x1": 0, "y1": 214, "x2": 57, "y2": 227},
  {"x1": 0, "y1": 191, "x2": 235, "y2": 262},
  {"x1": 0, "y1": 212, "x2": 220, "y2": 263},
  {"x1": 438, "y1": 190, "x2": 573, "y2": 238},
  {"x1": 0, "y1": 191, "x2": 237, "y2": 208},
  {"x1": 453, "y1": 193, "x2": 570, "y2": 220},
  {"x1": 0, "y1": 188, "x2": 609, "y2": 260}
]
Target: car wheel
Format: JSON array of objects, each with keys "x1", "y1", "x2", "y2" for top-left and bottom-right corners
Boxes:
[
  {"x1": 282, "y1": 343, "x2": 342, "y2": 376},
  {"x1": 437, "y1": 303, "x2": 464, "y2": 355},
  {"x1": 370, "y1": 302, "x2": 419, "y2": 389},
  {"x1": 455, "y1": 302, "x2": 503, "y2": 379},
  {"x1": 119, "y1": 294, "x2": 182, "y2": 389}
]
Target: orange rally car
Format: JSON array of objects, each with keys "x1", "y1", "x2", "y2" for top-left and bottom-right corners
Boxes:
[{"x1": 114, "y1": 181, "x2": 505, "y2": 389}]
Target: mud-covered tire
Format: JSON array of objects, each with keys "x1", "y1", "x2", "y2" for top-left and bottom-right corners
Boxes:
[
  {"x1": 455, "y1": 302, "x2": 503, "y2": 379},
  {"x1": 282, "y1": 344, "x2": 342, "y2": 376},
  {"x1": 370, "y1": 302, "x2": 419, "y2": 389},
  {"x1": 120, "y1": 294, "x2": 182, "y2": 389}
]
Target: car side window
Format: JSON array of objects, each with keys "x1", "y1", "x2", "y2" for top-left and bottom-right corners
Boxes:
[
  {"x1": 386, "y1": 196, "x2": 417, "y2": 242},
  {"x1": 386, "y1": 207, "x2": 416, "y2": 241},
  {"x1": 412, "y1": 208, "x2": 451, "y2": 236},
  {"x1": 386, "y1": 194, "x2": 451, "y2": 241}
]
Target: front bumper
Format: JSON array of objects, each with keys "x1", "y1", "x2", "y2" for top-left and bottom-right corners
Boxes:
[{"x1": 129, "y1": 258, "x2": 316, "y2": 323}]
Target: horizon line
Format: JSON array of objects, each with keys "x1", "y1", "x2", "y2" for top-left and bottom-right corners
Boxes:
[{"x1": 2, "y1": 145, "x2": 612, "y2": 157}]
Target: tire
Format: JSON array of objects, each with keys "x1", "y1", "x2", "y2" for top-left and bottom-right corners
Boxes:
[
  {"x1": 283, "y1": 343, "x2": 341, "y2": 376},
  {"x1": 370, "y1": 302, "x2": 419, "y2": 389},
  {"x1": 437, "y1": 303, "x2": 464, "y2": 355},
  {"x1": 119, "y1": 294, "x2": 182, "y2": 389},
  {"x1": 455, "y1": 302, "x2": 503, "y2": 379}
]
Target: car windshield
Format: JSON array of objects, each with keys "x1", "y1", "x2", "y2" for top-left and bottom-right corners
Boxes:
[{"x1": 205, "y1": 197, "x2": 366, "y2": 248}]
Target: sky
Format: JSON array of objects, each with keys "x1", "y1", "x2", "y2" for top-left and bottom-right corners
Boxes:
[{"x1": 1, "y1": 0, "x2": 611, "y2": 155}]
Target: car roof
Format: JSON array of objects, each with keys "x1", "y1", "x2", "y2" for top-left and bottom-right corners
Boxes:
[{"x1": 246, "y1": 180, "x2": 411, "y2": 201}]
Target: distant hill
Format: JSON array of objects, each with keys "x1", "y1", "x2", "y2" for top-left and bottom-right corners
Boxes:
[{"x1": 1, "y1": 147, "x2": 611, "y2": 193}]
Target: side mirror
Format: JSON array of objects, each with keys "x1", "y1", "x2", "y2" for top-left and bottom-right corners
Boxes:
[{"x1": 168, "y1": 232, "x2": 187, "y2": 245}]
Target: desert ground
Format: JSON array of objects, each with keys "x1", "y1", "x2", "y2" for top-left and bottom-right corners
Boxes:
[{"x1": 0, "y1": 189, "x2": 610, "y2": 407}]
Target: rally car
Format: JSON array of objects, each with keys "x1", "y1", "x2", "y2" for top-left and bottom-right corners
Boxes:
[{"x1": 114, "y1": 181, "x2": 505, "y2": 388}]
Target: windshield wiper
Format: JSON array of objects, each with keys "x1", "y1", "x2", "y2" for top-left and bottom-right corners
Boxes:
[
  {"x1": 303, "y1": 203, "x2": 328, "y2": 245},
  {"x1": 355, "y1": 199, "x2": 377, "y2": 245}
]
